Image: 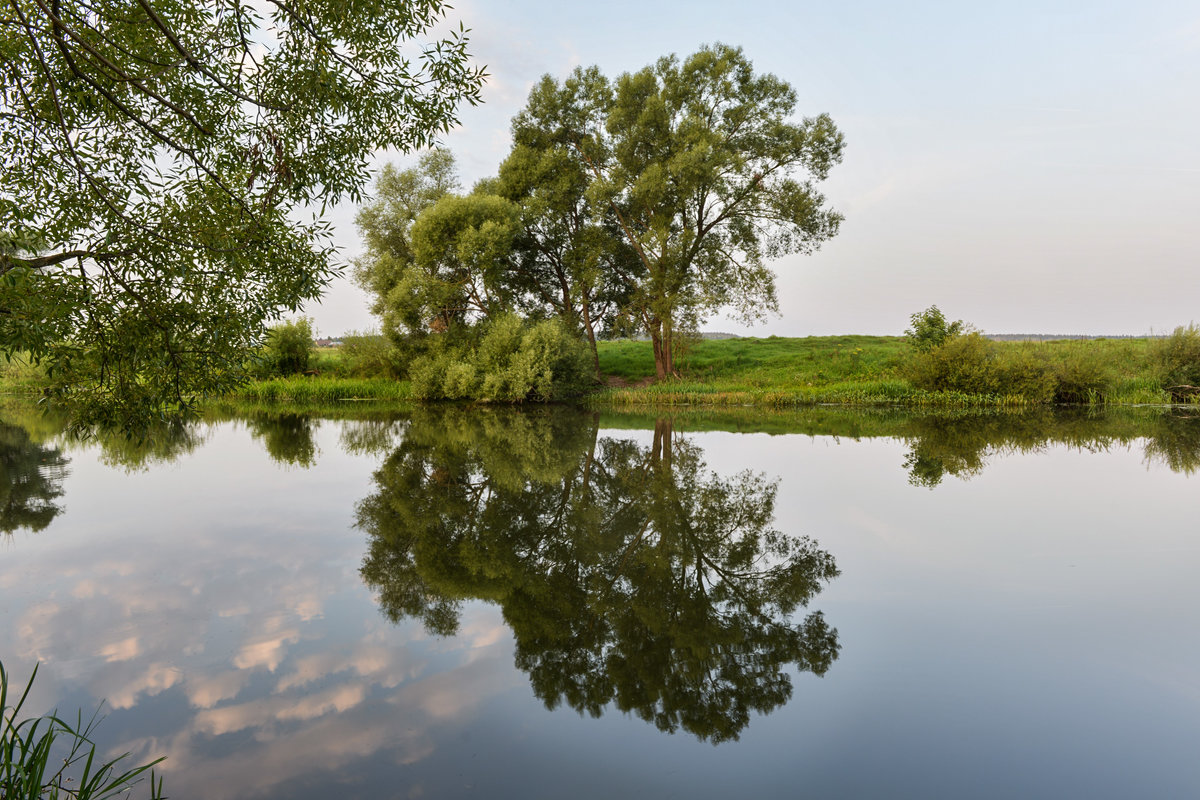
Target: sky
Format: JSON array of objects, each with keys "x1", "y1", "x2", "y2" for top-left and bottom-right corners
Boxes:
[{"x1": 304, "y1": 0, "x2": 1200, "y2": 338}]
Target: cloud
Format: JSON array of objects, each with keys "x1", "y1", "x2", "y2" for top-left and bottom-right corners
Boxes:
[
  {"x1": 107, "y1": 662, "x2": 182, "y2": 711},
  {"x1": 98, "y1": 636, "x2": 140, "y2": 663},
  {"x1": 186, "y1": 671, "x2": 251, "y2": 710}
]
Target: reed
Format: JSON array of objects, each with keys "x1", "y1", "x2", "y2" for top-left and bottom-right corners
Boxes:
[
  {"x1": 223, "y1": 376, "x2": 413, "y2": 403},
  {"x1": 1, "y1": 660, "x2": 165, "y2": 799}
]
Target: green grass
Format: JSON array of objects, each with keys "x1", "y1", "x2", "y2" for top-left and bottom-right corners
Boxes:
[
  {"x1": 0, "y1": 355, "x2": 49, "y2": 395},
  {"x1": 599, "y1": 335, "x2": 910, "y2": 386},
  {"x1": 595, "y1": 335, "x2": 1177, "y2": 408},
  {"x1": 221, "y1": 375, "x2": 413, "y2": 404},
  {"x1": 0, "y1": 335, "x2": 1190, "y2": 413}
]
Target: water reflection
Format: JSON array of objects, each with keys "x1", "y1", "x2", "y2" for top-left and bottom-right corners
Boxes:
[
  {"x1": 356, "y1": 407, "x2": 840, "y2": 743},
  {"x1": 1141, "y1": 410, "x2": 1200, "y2": 474},
  {"x1": 894, "y1": 408, "x2": 1200, "y2": 487},
  {"x1": 1, "y1": 401, "x2": 1198, "y2": 797},
  {"x1": 246, "y1": 413, "x2": 319, "y2": 468},
  {"x1": 91, "y1": 420, "x2": 207, "y2": 472},
  {"x1": 0, "y1": 421, "x2": 68, "y2": 533}
]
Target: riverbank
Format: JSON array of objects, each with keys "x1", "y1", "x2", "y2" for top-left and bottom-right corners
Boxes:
[
  {"x1": 1, "y1": 334, "x2": 1192, "y2": 411},
  {"x1": 591, "y1": 335, "x2": 1173, "y2": 408}
]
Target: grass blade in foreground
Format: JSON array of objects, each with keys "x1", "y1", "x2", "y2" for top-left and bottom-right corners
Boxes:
[{"x1": 1, "y1": 661, "x2": 165, "y2": 799}]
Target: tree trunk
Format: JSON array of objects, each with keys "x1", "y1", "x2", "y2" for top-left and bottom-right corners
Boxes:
[
  {"x1": 649, "y1": 316, "x2": 676, "y2": 379},
  {"x1": 650, "y1": 318, "x2": 667, "y2": 380},
  {"x1": 581, "y1": 291, "x2": 600, "y2": 378},
  {"x1": 663, "y1": 317, "x2": 675, "y2": 377}
]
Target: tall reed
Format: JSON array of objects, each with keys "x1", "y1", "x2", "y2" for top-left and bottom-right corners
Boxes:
[{"x1": 1, "y1": 660, "x2": 165, "y2": 799}]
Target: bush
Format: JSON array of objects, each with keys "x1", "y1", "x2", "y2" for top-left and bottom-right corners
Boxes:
[
  {"x1": 408, "y1": 314, "x2": 592, "y2": 402},
  {"x1": 907, "y1": 332, "x2": 1000, "y2": 395},
  {"x1": 996, "y1": 346, "x2": 1056, "y2": 403},
  {"x1": 908, "y1": 330, "x2": 1112, "y2": 404},
  {"x1": 259, "y1": 318, "x2": 314, "y2": 377},
  {"x1": 905, "y1": 306, "x2": 965, "y2": 353},
  {"x1": 1157, "y1": 324, "x2": 1200, "y2": 387},
  {"x1": 339, "y1": 332, "x2": 406, "y2": 378},
  {"x1": 1050, "y1": 347, "x2": 1115, "y2": 403}
]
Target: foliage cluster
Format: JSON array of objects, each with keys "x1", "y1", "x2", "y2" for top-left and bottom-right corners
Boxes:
[
  {"x1": 904, "y1": 306, "x2": 965, "y2": 352},
  {"x1": 254, "y1": 318, "x2": 315, "y2": 378},
  {"x1": 354, "y1": 44, "x2": 844, "y2": 383},
  {"x1": 409, "y1": 315, "x2": 593, "y2": 401},
  {"x1": 1156, "y1": 324, "x2": 1200, "y2": 388},
  {"x1": 904, "y1": 314, "x2": 1121, "y2": 404},
  {"x1": 1, "y1": 0, "x2": 484, "y2": 426},
  {"x1": 335, "y1": 334, "x2": 408, "y2": 379}
]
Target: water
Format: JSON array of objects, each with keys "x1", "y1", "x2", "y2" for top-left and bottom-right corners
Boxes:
[{"x1": 2, "y1": 404, "x2": 1199, "y2": 798}]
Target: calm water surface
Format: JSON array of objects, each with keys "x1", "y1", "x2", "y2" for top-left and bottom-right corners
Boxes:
[{"x1": 2, "y1": 405, "x2": 1199, "y2": 798}]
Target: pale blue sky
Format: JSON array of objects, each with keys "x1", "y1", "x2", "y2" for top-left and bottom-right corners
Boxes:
[{"x1": 308, "y1": 0, "x2": 1200, "y2": 336}]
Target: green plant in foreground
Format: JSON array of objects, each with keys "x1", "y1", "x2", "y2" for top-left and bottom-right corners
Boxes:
[{"x1": 2, "y1": 661, "x2": 164, "y2": 799}]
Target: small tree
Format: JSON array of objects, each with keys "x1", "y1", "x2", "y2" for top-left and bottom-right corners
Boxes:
[
  {"x1": 354, "y1": 150, "x2": 461, "y2": 343},
  {"x1": 262, "y1": 318, "x2": 314, "y2": 377},
  {"x1": 905, "y1": 306, "x2": 965, "y2": 352}
]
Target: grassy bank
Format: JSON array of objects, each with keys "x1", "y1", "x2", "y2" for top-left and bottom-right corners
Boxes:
[
  {"x1": 592, "y1": 335, "x2": 1175, "y2": 408},
  {"x1": 220, "y1": 375, "x2": 412, "y2": 404},
  {"x1": 0, "y1": 357, "x2": 412, "y2": 407},
  {"x1": 2, "y1": 334, "x2": 1192, "y2": 412}
]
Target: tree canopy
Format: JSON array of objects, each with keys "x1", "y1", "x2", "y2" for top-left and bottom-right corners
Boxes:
[
  {"x1": 594, "y1": 44, "x2": 845, "y2": 376},
  {"x1": 1, "y1": 0, "x2": 485, "y2": 425},
  {"x1": 354, "y1": 44, "x2": 844, "y2": 381}
]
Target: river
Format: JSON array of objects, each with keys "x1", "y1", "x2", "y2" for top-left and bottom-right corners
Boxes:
[{"x1": 2, "y1": 404, "x2": 1198, "y2": 798}]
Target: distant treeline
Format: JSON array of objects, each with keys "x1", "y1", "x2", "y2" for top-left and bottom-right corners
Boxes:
[{"x1": 986, "y1": 334, "x2": 1162, "y2": 342}]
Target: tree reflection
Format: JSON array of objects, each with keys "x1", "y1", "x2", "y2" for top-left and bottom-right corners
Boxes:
[
  {"x1": 89, "y1": 420, "x2": 206, "y2": 472},
  {"x1": 1143, "y1": 410, "x2": 1200, "y2": 474},
  {"x1": 247, "y1": 413, "x2": 319, "y2": 467},
  {"x1": 357, "y1": 407, "x2": 839, "y2": 743},
  {"x1": 898, "y1": 408, "x2": 1200, "y2": 487},
  {"x1": 0, "y1": 421, "x2": 68, "y2": 533}
]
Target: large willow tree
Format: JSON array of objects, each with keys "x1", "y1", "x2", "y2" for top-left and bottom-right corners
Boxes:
[
  {"x1": 0, "y1": 0, "x2": 484, "y2": 425},
  {"x1": 524, "y1": 44, "x2": 845, "y2": 377}
]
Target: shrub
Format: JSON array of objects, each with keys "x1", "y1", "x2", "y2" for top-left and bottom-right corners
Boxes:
[
  {"x1": 905, "y1": 306, "x2": 965, "y2": 352},
  {"x1": 1050, "y1": 348, "x2": 1115, "y2": 403},
  {"x1": 907, "y1": 332, "x2": 1000, "y2": 395},
  {"x1": 996, "y1": 346, "x2": 1056, "y2": 403},
  {"x1": 1157, "y1": 324, "x2": 1200, "y2": 387},
  {"x1": 339, "y1": 332, "x2": 406, "y2": 378},
  {"x1": 408, "y1": 348, "x2": 447, "y2": 399},
  {"x1": 259, "y1": 318, "x2": 314, "y2": 376},
  {"x1": 441, "y1": 360, "x2": 478, "y2": 399},
  {"x1": 408, "y1": 314, "x2": 592, "y2": 402}
]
